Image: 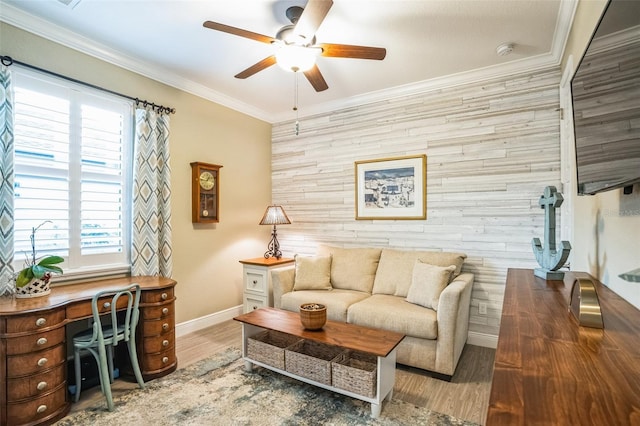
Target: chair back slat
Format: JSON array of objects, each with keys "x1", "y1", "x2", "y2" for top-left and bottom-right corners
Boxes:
[{"x1": 89, "y1": 284, "x2": 141, "y2": 348}]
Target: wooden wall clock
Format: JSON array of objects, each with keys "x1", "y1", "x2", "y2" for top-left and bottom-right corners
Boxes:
[{"x1": 190, "y1": 162, "x2": 222, "y2": 223}]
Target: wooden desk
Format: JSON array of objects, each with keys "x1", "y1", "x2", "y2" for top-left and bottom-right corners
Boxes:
[
  {"x1": 487, "y1": 269, "x2": 640, "y2": 425},
  {"x1": 0, "y1": 276, "x2": 177, "y2": 426}
]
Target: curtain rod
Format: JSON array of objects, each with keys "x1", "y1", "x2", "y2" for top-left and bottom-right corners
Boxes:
[{"x1": 1, "y1": 55, "x2": 176, "y2": 115}]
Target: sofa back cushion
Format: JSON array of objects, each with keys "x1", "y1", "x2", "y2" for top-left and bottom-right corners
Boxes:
[
  {"x1": 317, "y1": 245, "x2": 381, "y2": 293},
  {"x1": 372, "y1": 248, "x2": 467, "y2": 297}
]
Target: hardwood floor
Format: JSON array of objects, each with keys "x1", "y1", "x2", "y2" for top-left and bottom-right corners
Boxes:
[{"x1": 69, "y1": 320, "x2": 495, "y2": 425}]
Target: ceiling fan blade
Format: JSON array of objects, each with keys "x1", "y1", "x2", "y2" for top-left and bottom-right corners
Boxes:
[
  {"x1": 203, "y1": 21, "x2": 276, "y2": 44},
  {"x1": 319, "y1": 43, "x2": 386, "y2": 60},
  {"x1": 235, "y1": 56, "x2": 277, "y2": 79},
  {"x1": 293, "y1": 0, "x2": 334, "y2": 42},
  {"x1": 303, "y1": 64, "x2": 329, "y2": 92}
]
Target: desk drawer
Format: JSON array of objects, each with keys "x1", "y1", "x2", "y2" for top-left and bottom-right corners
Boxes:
[
  {"x1": 6, "y1": 327, "x2": 65, "y2": 356},
  {"x1": 143, "y1": 348, "x2": 176, "y2": 372},
  {"x1": 141, "y1": 288, "x2": 174, "y2": 303},
  {"x1": 7, "y1": 363, "x2": 66, "y2": 400},
  {"x1": 142, "y1": 304, "x2": 174, "y2": 320},
  {"x1": 66, "y1": 295, "x2": 131, "y2": 320},
  {"x1": 141, "y1": 315, "x2": 175, "y2": 336},
  {"x1": 7, "y1": 344, "x2": 65, "y2": 378},
  {"x1": 143, "y1": 330, "x2": 175, "y2": 353},
  {"x1": 7, "y1": 385, "x2": 67, "y2": 425},
  {"x1": 6, "y1": 310, "x2": 65, "y2": 334}
]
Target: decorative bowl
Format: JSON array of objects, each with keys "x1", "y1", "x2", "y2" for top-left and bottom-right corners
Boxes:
[{"x1": 299, "y1": 303, "x2": 327, "y2": 330}]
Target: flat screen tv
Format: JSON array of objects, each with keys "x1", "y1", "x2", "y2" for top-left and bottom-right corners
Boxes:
[{"x1": 570, "y1": 0, "x2": 640, "y2": 195}]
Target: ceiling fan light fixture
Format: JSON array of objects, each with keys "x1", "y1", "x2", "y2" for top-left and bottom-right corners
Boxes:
[{"x1": 275, "y1": 44, "x2": 319, "y2": 72}]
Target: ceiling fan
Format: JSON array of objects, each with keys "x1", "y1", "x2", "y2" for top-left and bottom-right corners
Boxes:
[{"x1": 203, "y1": 0, "x2": 386, "y2": 92}]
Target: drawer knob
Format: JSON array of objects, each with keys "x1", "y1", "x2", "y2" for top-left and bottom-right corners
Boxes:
[
  {"x1": 37, "y1": 381, "x2": 48, "y2": 391},
  {"x1": 37, "y1": 358, "x2": 48, "y2": 367},
  {"x1": 36, "y1": 317, "x2": 47, "y2": 327},
  {"x1": 161, "y1": 292, "x2": 168, "y2": 300},
  {"x1": 162, "y1": 307, "x2": 169, "y2": 315},
  {"x1": 36, "y1": 337, "x2": 48, "y2": 346},
  {"x1": 162, "y1": 356, "x2": 169, "y2": 364},
  {"x1": 162, "y1": 323, "x2": 169, "y2": 331},
  {"x1": 162, "y1": 339, "x2": 169, "y2": 347},
  {"x1": 252, "y1": 280, "x2": 258, "y2": 285},
  {"x1": 103, "y1": 302, "x2": 111, "y2": 309},
  {"x1": 253, "y1": 305, "x2": 258, "y2": 310},
  {"x1": 37, "y1": 405, "x2": 47, "y2": 414}
]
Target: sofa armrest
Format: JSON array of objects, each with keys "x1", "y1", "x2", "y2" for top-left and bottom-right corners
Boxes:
[
  {"x1": 272, "y1": 267, "x2": 295, "y2": 309},
  {"x1": 434, "y1": 272, "x2": 474, "y2": 376}
]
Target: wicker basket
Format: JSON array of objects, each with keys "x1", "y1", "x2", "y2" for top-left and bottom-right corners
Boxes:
[
  {"x1": 299, "y1": 303, "x2": 327, "y2": 330},
  {"x1": 285, "y1": 340, "x2": 345, "y2": 385},
  {"x1": 332, "y1": 351, "x2": 377, "y2": 398},
  {"x1": 247, "y1": 330, "x2": 301, "y2": 370}
]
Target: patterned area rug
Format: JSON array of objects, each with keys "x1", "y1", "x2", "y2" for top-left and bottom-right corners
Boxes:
[{"x1": 55, "y1": 348, "x2": 478, "y2": 426}]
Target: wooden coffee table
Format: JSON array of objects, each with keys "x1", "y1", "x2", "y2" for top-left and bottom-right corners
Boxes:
[{"x1": 234, "y1": 307, "x2": 405, "y2": 418}]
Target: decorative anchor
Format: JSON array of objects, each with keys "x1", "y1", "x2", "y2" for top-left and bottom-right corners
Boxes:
[{"x1": 532, "y1": 186, "x2": 572, "y2": 280}]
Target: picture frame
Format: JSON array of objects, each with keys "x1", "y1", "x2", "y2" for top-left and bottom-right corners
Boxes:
[{"x1": 355, "y1": 154, "x2": 427, "y2": 220}]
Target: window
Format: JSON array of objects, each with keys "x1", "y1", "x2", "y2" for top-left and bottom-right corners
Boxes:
[{"x1": 12, "y1": 68, "x2": 133, "y2": 279}]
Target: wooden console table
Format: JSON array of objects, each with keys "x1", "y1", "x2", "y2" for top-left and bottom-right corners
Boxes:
[
  {"x1": 487, "y1": 268, "x2": 640, "y2": 425},
  {"x1": 0, "y1": 276, "x2": 177, "y2": 426}
]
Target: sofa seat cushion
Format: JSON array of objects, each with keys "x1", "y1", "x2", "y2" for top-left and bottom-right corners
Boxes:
[
  {"x1": 317, "y1": 245, "x2": 381, "y2": 293},
  {"x1": 372, "y1": 248, "x2": 467, "y2": 297},
  {"x1": 280, "y1": 290, "x2": 371, "y2": 322},
  {"x1": 347, "y1": 294, "x2": 437, "y2": 340}
]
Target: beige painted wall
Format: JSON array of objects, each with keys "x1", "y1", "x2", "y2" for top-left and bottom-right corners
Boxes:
[
  {"x1": 561, "y1": 0, "x2": 640, "y2": 309},
  {"x1": 1, "y1": 23, "x2": 274, "y2": 323}
]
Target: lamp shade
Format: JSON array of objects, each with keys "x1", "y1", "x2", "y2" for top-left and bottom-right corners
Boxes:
[
  {"x1": 275, "y1": 45, "x2": 320, "y2": 72},
  {"x1": 259, "y1": 205, "x2": 291, "y2": 226}
]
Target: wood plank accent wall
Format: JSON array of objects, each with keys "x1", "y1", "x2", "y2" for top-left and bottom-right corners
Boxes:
[
  {"x1": 271, "y1": 67, "x2": 562, "y2": 337},
  {"x1": 572, "y1": 39, "x2": 640, "y2": 194}
]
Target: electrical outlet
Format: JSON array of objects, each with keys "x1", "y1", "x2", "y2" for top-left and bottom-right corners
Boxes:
[{"x1": 479, "y1": 302, "x2": 487, "y2": 315}]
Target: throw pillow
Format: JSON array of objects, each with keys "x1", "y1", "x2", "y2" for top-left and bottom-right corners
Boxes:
[
  {"x1": 405, "y1": 261, "x2": 456, "y2": 311},
  {"x1": 293, "y1": 255, "x2": 332, "y2": 291}
]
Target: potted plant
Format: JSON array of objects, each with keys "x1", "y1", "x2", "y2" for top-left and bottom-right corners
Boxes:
[{"x1": 15, "y1": 221, "x2": 64, "y2": 298}]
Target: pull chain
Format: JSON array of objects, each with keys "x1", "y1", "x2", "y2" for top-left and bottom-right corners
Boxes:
[{"x1": 293, "y1": 71, "x2": 300, "y2": 136}]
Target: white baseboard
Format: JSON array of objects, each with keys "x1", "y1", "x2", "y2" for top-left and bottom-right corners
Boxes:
[
  {"x1": 175, "y1": 305, "x2": 243, "y2": 338},
  {"x1": 467, "y1": 331, "x2": 498, "y2": 349}
]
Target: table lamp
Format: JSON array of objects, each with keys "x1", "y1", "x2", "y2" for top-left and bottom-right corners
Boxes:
[{"x1": 259, "y1": 205, "x2": 291, "y2": 259}]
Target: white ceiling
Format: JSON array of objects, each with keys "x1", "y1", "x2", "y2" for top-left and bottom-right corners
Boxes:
[{"x1": 0, "y1": 0, "x2": 576, "y2": 123}]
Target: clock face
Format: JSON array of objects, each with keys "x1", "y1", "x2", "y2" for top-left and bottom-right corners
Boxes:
[{"x1": 199, "y1": 171, "x2": 215, "y2": 190}]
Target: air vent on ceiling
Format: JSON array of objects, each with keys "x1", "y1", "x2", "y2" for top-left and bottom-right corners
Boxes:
[{"x1": 56, "y1": 0, "x2": 82, "y2": 8}]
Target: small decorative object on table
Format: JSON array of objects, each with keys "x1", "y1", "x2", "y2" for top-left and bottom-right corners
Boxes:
[
  {"x1": 531, "y1": 186, "x2": 571, "y2": 279},
  {"x1": 299, "y1": 303, "x2": 327, "y2": 330},
  {"x1": 15, "y1": 221, "x2": 64, "y2": 298},
  {"x1": 569, "y1": 277, "x2": 604, "y2": 329}
]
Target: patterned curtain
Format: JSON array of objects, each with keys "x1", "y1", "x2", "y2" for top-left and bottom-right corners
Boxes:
[
  {"x1": 0, "y1": 65, "x2": 15, "y2": 296},
  {"x1": 131, "y1": 107, "x2": 173, "y2": 277}
]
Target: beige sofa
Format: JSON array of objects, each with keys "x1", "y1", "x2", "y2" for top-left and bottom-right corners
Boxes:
[{"x1": 272, "y1": 246, "x2": 474, "y2": 380}]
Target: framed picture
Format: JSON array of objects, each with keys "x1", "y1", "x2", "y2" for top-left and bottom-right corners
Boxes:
[{"x1": 355, "y1": 154, "x2": 427, "y2": 220}]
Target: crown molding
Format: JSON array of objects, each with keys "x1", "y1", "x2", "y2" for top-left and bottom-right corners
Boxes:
[
  {"x1": 0, "y1": 3, "x2": 272, "y2": 122},
  {"x1": 2, "y1": 0, "x2": 578, "y2": 124},
  {"x1": 272, "y1": 51, "x2": 561, "y2": 123},
  {"x1": 591, "y1": 25, "x2": 640, "y2": 54},
  {"x1": 273, "y1": 0, "x2": 578, "y2": 123}
]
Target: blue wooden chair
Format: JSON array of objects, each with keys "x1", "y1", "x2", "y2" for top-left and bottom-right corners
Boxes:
[{"x1": 72, "y1": 284, "x2": 145, "y2": 410}]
